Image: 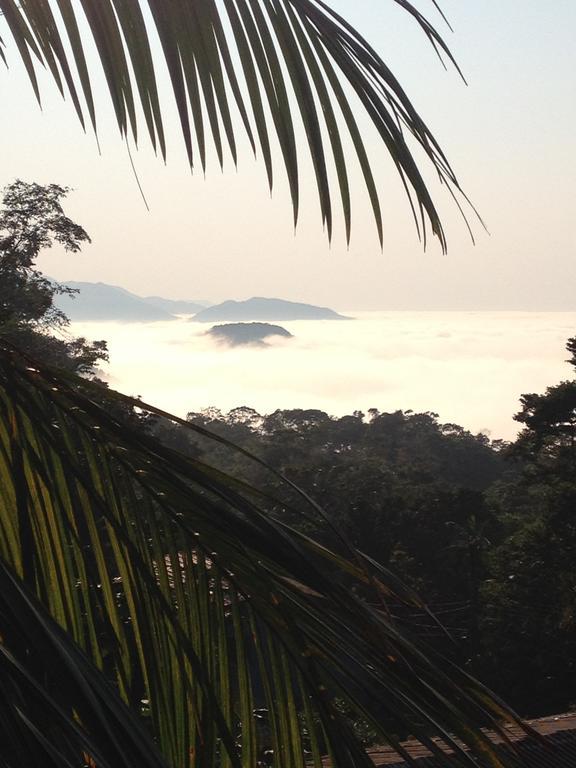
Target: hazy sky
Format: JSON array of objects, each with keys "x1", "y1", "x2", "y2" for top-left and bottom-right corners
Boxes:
[{"x1": 2, "y1": 0, "x2": 576, "y2": 310}]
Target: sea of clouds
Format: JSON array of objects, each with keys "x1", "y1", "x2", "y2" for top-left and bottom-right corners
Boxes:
[{"x1": 69, "y1": 311, "x2": 576, "y2": 441}]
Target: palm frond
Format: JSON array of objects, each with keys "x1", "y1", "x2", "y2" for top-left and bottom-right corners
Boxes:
[
  {"x1": 0, "y1": 0, "x2": 469, "y2": 247},
  {"x1": 0, "y1": 345, "x2": 529, "y2": 768}
]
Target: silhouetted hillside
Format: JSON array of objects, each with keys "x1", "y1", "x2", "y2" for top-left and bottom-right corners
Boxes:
[
  {"x1": 54, "y1": 282, "x2": 176, "y2": 322},
  {"x1": 192, "y1": 297, "x2": 349, "y2": 322},
  {"x1": 206, "y1": 322, "x2": 293, "y2": 347}
]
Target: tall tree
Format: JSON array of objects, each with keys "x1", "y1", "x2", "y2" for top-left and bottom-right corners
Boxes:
[
  {"x1": 0, "y1": 179, "x2": 107, "y2": 374},
  {"x1": 513, "y1": 339, "x2": 576, "y2": 472},
  {"x1": 476, "y1": 337, "x2": 576, "y2": 715}
]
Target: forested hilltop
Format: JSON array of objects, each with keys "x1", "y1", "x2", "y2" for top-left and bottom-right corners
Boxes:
[{"x1": 152, "y1": 350, "x2": 576, "y2": 721}]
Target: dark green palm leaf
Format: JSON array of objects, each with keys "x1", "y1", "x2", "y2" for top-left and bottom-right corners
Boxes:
[
  {"x1": 0, "y1": 345, "x2": 531, "y2": 768},
  {"x1": 0, "y1": 0, "x2": 471, "y2": 246}
]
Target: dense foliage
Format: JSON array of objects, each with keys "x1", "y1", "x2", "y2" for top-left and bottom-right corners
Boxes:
[
  {"x1": 0, "y1": 0, "x2": 547, "y2": 763},
  {"x1": 0, "y1": 181, "x2": 530, "y2": 766},
  {"x1": 1, "y1": 176, "x2": 573, "y2": 765},
  {"x1": 0, "y1": 180, "x2": 108, "y2": 375},
  {"x1": 151, "y1": 352, "x2": 576, "y2": 719},
  {"x1": 2, "y1": 345, "x2": 533, "y2": 768}
]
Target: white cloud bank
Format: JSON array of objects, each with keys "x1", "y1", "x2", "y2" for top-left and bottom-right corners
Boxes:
[{"x1": 71, "y1": 311, "x2": 576, "y2": 440}]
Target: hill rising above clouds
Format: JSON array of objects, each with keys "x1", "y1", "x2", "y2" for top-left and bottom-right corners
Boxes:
[
  {"x1": 206, "y1": 322, "x2": 293, "y2": 347},
  {"x1": 192, "y1": 297, "x2": 349, "y2": 323},
  {"x1": 54, "y1": 282, "x2": 174, "y2": 322},
  {"x1": 54, "y1": 282, "x2": 205, "y2": 322},
  {"x1": 53, "y1": 284, "x2": 347, "y2": 324}
]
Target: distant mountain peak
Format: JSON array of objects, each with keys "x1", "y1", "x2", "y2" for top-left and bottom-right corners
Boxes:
[
  {"x1": 53, "y1": 281, "x2": 207, "y2": 323},
  {"x1": 192, "y1": 297, "x2": 349, "y2": 323},
  {"x1": 54, "y1": 281, "x2": 175, "y2": 322},
  {"x1": 52, "y1": 283, "x2": 349, "y2": 324}
]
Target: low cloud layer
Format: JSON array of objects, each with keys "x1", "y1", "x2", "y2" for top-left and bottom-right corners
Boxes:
[{"x1": 72, "y1": 312, "x2": 576, "y2": 440}]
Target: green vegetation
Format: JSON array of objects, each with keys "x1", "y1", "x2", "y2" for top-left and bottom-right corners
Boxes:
[
  {"x1": 0, "y1": 1, "x2": 555, "y2": 766},
  {"x1": 2, "y1": 180, "x2": 571, "y2": 766},
  {"x1": 153, "y1": 358, "x2": 576, "y2": 719},
  {"x1": 0, "y1": 180, "x2": 107, "y2": 375},
  {"x1": 0, "y1": 177, "x2": 532, "y2": 765}
]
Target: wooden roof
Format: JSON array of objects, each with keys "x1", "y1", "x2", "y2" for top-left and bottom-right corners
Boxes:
[{"x1": 334, "y1": 714, "x2": 576, "y2": 767}]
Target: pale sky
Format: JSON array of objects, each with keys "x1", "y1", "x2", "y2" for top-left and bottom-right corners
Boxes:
[{"x1": 2, "y1": 0, "x2": 576, "y2": 310}]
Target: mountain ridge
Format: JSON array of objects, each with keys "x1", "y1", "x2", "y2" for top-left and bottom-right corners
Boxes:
[
  {"x1": 52, "y1": 282, "x2": 347, "y2": 323},
  {"x1": 53, "y1": 281, "x2": 207, "y2": 322},
  {"x1": 143, "y1": 295, "x2": 205, "y2": 315},
  {"x1": 192, "y1": 296, "x2": 349, "y2": 323},
  {"x1": 54, "y1": 281, "x2": 175, "y2": 322}
]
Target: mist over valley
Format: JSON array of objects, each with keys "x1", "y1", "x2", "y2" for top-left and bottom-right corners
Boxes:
[{"x1": 72, "y1": 309, "x2": 576, "y2": 441}]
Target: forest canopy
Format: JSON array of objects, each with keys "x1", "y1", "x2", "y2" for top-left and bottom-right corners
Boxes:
[{"x1": 152, "y1": 362, "x2": 576, "y2": 719}]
